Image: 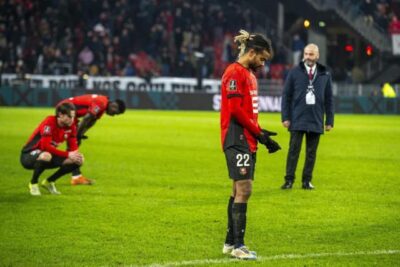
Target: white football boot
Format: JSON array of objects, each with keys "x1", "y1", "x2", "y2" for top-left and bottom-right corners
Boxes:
[
  {"x1": 29, "y1": 183, "x2": 41, "y2": 196},
  {"x1": 41, "y1": 180, "x2": 61, "y2": 195},
  {"x1": 231, "y1": 246, "x2": 257, "y2": 260},
  {"x1": 222, "y1": 244, "x2": 234, "y2": 254}
]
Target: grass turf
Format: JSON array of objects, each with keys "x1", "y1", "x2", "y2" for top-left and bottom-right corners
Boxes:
[{"x1": 0, "y1": 107, "x2": 399, "y2": 266}]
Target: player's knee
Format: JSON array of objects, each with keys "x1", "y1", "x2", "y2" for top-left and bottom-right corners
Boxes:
[
  {"x1": 38, "y1": 152, "x2": 52, "y2": 162},
  {"x1": 236, "y1": 188, "x2": 252, "y2": 199}
]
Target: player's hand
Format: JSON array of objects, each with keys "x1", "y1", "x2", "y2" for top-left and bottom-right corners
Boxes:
[
  {"x1": 68, "y1": 151, "x2": 84, "y2": 165},
  {"x1": 282, "y1": 120, "x2": 290, "y2": 128},
  {"x1": 257, "y1": 129, "x2": 281, "y2": 153},
  {"x1": 261, "y1": 129, "x2": 277, "y2": 137},
  {"x1": 264, "y1": 138, "x2": 281, "y2": 153},
  {"x1": 325, "y1": 125, "x2": 333, "y2": 131},
  {"x1": 257, "y1": 129, "x2": 277, "y2": 145}
]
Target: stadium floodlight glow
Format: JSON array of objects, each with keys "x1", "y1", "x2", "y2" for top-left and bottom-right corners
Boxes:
[
  {"x1": 304, "y1": 19, "x2": 311, "y2": 28},
  {"x1": 194, "y1": 51, "x2": 205, "y2": 58},
  {"x1": 345, "y1": 44, "x2": 354, "y2": 52},
  {"x1": 366, "y1": 45, "x2": 373, "y2": 56},
  {"x1": 319, "y1": 21, "x2": 326, "y2": 27}
]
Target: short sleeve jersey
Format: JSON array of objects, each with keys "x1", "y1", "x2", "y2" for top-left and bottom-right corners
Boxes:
[
  {"x1": 22, "y1": 116, "x2": 78, "y2": 157},
  {"x1": 220, "y1": 62, "x2": 259, "y2": 152},
  {"x1": 59, "y1": 94, "x2": 109, "y2": 119}
]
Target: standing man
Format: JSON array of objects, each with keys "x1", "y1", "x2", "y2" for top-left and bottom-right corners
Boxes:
[
  {"x1": 21, "y1": 102, "x2": 84, "y2": 195},
  {"x1": 281, "y1": 43, "x2": 334, "y2": 190},
  {"x1": 220, "y1": 29, "x2": 281, "y2": 260},
  {"x1": 57, "y1": 94, "x2": 126, "y2": 185}
]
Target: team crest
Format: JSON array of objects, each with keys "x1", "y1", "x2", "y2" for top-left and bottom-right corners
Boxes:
[
  {"x1": 228, "y1": 80, "x2": 237, "y2": 91},
  {"x1": 239, "y1": 167, "x2": 247, "y2": 175},
  {"x1": 93, "y1": 105, "x2": 100, "y2": 114},
  {"x1": 44, "y1": 126, "x2": 51, "y2": 134}
]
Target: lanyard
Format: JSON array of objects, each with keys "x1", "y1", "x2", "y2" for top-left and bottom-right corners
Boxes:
[{"x1": 308, "y1": 69, "x2": 317, "y2": 86}]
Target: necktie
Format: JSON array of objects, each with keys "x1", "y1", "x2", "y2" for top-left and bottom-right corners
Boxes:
[{"x1": 308, "y1": 68, "x2": 313, "y2": 81}]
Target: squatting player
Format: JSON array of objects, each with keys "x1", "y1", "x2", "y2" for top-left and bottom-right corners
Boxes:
[
  {"x1": 57, "y1": 94, "x2": 125, "y2": 185},
  {"x1": 220, "y1": 29, "x2": 281, "y2": 260},
  {"x1": 21, "y1": 102, "x2": 84, "y2": 196}
]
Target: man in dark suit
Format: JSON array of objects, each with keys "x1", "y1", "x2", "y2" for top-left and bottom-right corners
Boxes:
[{"x1": 281, "y1": 43, "x2": 334, "y2": 190}]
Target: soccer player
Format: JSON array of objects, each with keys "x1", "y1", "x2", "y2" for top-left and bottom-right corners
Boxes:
[
  {"x1": 220, "y1": 29, "x2": 281, "y2": 260},
  {"x1": 57, "y1": 94, "x2": 126, "y2": 185},
  {"x1": 20, "y1": 102, "x2": 84, "y2": 196}
]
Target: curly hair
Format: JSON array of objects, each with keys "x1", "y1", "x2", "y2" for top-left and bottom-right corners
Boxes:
[{"x1": 234, "y1": 29, "x2": 273, "y2": 59}]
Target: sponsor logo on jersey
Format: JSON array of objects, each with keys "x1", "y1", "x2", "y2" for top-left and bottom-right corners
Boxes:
[
  {"x1": 239, "y1": 167, "x2": 247, "y2": 175},
  {"x1": 229, "y1": 80, "x2": 237, "y2": 91}
]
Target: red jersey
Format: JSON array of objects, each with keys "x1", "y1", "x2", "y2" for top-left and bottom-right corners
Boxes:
[
  {"x1": 220, "y1": 62, "x2": 261, "y2": 152},
  {"x1": 59, "y1": 94, "x2": 109, "y2": 119},
  {"x1": 22, "y1": 116, "x2": 78, "y2": 157}
]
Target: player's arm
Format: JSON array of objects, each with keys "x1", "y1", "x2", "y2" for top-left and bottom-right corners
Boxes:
[
  {"x1": 67, "y1": 126, "x2": 79, "y2": 152},
  {"x1": 67, "y1": 126, "x2": 84, "y2": 164},
  {"x1": 228, "y1": 96, "x2": 261, "y2": 136},
  {"x1": 41, "y1": 135, "x2": 69, "y2": 157},
  {"x1": 77, "y1": 113, "x2": 97, "y2": 138}
]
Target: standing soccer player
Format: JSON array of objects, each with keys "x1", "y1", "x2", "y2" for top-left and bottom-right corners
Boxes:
[
  {"x1": 21, "y1": 102, "x2": 84, "y2": 195},
  {"x1": 57, "y1": 94, "x2": 126, "y2": 185},
  {"x1": 220, "y1": 29, "x2": 281, "y2": 260}
]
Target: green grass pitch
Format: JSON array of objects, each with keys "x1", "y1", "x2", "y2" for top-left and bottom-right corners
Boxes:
[{"x1": 0, "y1": 107, "x2": 399, "y2": 266}]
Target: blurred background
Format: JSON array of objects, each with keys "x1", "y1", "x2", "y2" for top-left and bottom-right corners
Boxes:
[{"x1": 0, "y1": 0, "x2": 399, "y2": 113}]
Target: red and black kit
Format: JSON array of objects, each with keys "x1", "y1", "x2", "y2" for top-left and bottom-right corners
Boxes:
[{"x1": 220, "y1": 63, "x2": 261, "y2": 180}]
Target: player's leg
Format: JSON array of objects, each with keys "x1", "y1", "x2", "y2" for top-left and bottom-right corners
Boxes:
[
  {"x1": 222, "y1": 183, "x2": 236, "y2": 254},
  {"x1": 233, "y1": 179, "x2": 252, "y2": 246},
  {"x1": 302, "y1": 132, "x2": 320, "y2": 189},
  {"x1": 230, "y1": 179, "x2": 256, "y2": 260},
  {"x1": 21, "y1": 151, "x2": 52, "y2": 196},
  {"x1": 70, "y1": 137, "x2": 94, "y2": 185},
  {"x1": 282, "y1": 131, "x2": 304, "y2": 189},
  {"x1": 70, "y1": 167, "x2": 94, "y2": 185},
  {"x1": 41, "y1": 156, "x2": 81, "y2": 194},
  {"x1": 224, "y1": 148, "x2": 257, "y2": 260}
]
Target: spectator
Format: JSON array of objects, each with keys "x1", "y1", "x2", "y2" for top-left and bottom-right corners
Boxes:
[
  {"x1": 0, "y1": 0, "x2": 288, "y2": 79},
  {"x1": 78, "y1": 46, "x2": 94, "y2": 66},
  {"x1": 292, "y1": 34, "x2": 304, "y2": 66}
]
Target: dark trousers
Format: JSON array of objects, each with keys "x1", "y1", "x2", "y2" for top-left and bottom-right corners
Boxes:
[{"x1": 285, "y1": 131, "x2": 320, "y2": 182}]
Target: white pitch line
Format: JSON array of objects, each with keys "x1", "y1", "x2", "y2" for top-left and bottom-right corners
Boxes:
[{"x1": 131, "y1": 249, "x2": 400, "y2": 267}]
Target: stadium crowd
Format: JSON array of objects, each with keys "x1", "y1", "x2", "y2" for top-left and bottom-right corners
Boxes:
[
  {"x1": 0, "y1": 0, "x2": 275, "y2": 79},
  {"x1": 0, "y1": 0, "x2": 398, "y2": 81}
]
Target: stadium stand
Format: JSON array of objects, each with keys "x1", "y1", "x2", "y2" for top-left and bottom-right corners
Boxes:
[{"x1": 0, "y1": 0, "x2": 399, "y2": 83}]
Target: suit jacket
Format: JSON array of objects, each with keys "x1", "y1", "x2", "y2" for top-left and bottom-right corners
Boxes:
[{"x1": 281, "y1": 62, "x2": 334, "y2": 134}]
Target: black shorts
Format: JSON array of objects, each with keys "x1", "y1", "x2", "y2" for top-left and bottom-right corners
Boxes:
[
  {"x1": 224, "y1": 147, "x2": 256, "y2": 180},
  {"x1": 20, "y1": 150, "x2": 66, "y2": 170}
]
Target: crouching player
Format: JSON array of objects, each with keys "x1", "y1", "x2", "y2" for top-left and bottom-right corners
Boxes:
[
  {"x1": 20, "y1": 102, "x2": 84, "y2": 195},
  {"x1": 57, "y1": 94, "x2": 125, "y2": 185}
]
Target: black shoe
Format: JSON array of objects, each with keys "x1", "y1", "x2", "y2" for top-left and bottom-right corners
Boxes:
[
  {"x1": 302, "y1": 181, "x2": 314, "y2": 190},
  {"x1": 281, "y1": 181, "x2": 293, "y2": 189}
]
